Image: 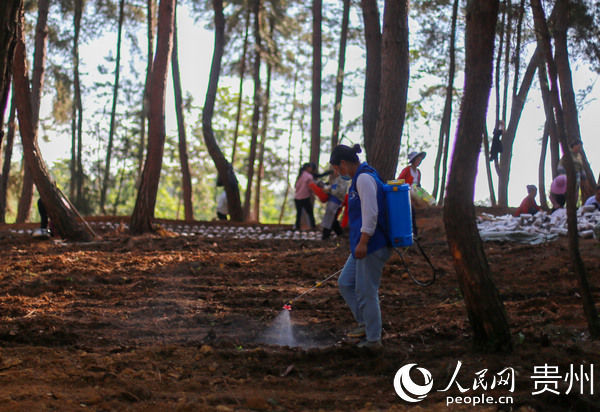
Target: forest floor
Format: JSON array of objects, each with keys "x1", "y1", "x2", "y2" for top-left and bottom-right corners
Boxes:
[{"x1": 0, "y1": 207, "x2": 600, "y2": 411}]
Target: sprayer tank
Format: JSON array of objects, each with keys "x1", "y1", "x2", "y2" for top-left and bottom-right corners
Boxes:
[{"x1": 383, "y1": 182, "x2": 413, "y2": 247}]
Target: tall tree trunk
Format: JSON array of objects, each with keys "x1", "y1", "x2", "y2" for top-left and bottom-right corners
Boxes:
[
  {"x1": 360, "y1": 0, "x2": 381, "y2": 160},
  {"x1": 70, "y1": 108, "x2": 75, "y2": 198},
  {"x1": 0, "y1": 1, "x2": 19, "y2": 221},
  {"x1": 511, "y1": 0, "x2": 525, "y2": 97},
  {"x1": 298, "y1": 109, "x2": 306, "y2": 162},
  {"x1": 112, "y1": 166, "x2": 126, "y2": 215},
  {"x1": 279, "y1": 69, "x2": 299, "y2": 224},
  {"x1": 130, "y1": 0, "x2": 176, "y2": 234},
  {"x1": 494, "y1": 0, "x2": 505, "y2": 128},
  {"x1": 432, "y1": 0, "x2": 458, "y2": 203},
  {"x1": 0, "y1": 95, "x2": 16, "y2": 223},
  {"x1": 202, "y1": 0, "x2": 243, "y2": 222},
  {"x1": 231, "y1": 8, "x2": 250, "y2": 165},
  {"x1": 537, "y1": 58, "x2": 560, "y2": 178},
  {"x1": 501, "y1": 0, "x2": 511, "y2": 124},
  {"x1": 492, "y1": 0, "x2": 522, "y2": 207},
  {"x1": 482, "y1": 129, "x2": 497, "y2": 206},
  {"x1": 252, "y1": 67, "x2": 271, "y2": 222},
  {"x1": 76, "y1": 81, "x2": 84, "y2": 210},
  {"x1": 497, "y1": 2, "x2": 557, "y2": 206},
  {"x1": 531, "y1": 0, "x2": 600, "y2": 338},
  {"x1": 549, "y1": 131, "x2": 560, "y2": 178},
  {"x1": 139, "y1": 0, "x2": 155, "y2": 183},
  {"x1": 369, "y1": 0, "x2": 409, "y2": 180},
  {"x1": 100, "y1": 0, "x2": 125, "y2": 214},
  {"x1": 497, "y1": 48, "x2": 540, "y2": 207},
  {"x1": 13, "y1": 13, "x2": 95, "y2": 241},
  {"x1": 172, "y1": 9, "x2": 193, "y2": 222},
  {"x1": 72, "y1": 0, "x2": 84, "y2": 211},
  {"x1": 16, "y1": 0, "x2": 49, "y2": 223},
  {"x1": 243, "y1": 0, "x2": 261, "y2": 220},
  {"x1": 331, "y1": 0, "x2": 350, "y2": 149},
  {"x1": 491, "y1": 0, "x2": 506, "y2": 180},
  {"x1": 253, "y1": 37, "x2": 272, "y2": 222},
  {"x1": 553, "y1": 0, "x2": 595, "y2": 200},
  {"x1": 439, "y1": 121, "x2": 451, "y2": 206},
  {"x1": 443, "y1": 0, "x2": 511, "y2": 351},
  {"x1": 310, "y1": 0, "x2": 322, "y2": 166},
  {"x1": 538, "y1": 122, "x2": 549, "y2": 210},
  {"x1": 31, "y1": 0, "x2": 49, "y2": 127},
  {"x1": 0, "y1": 0, "x2": 21, "y2": 133}
]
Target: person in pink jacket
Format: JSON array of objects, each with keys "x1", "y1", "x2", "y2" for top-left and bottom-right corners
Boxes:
[
  {"x1": 294, "y1": 163, "x2": 317, "y2": 230},
  {"x1": 550, "y1": 174, "x2": 567, "y2": 213}
]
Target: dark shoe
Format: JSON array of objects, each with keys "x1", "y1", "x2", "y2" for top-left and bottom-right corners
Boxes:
[
  {"x1": 332, "y1": 220, "x2": 343, "y2": 236},
  {"x1": 357, "y1": 339, "x2": 382, "y2": 350},
  {"x1": 32, "y1": 228, "x2": 51, "y2": 239},
  {"x1": 347, "y1": 326, "x2": 366, "y2": 339}
]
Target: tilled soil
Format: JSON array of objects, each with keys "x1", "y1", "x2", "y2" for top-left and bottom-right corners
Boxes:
[{"x1": 0, "y1": 209, "x2": 599, "y2": 411}]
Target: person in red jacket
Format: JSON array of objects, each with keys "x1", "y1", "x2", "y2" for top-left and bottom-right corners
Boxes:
[
  {"x1": 514, "y1": 185, "x2": 541, "y2": 216},
  {"x1": 397, "y1": 151, "x2": 426, "y2": 187}
]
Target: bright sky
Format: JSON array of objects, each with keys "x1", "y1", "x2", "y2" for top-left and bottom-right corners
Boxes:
[{"x1": 37, "y1": 5, "x2": 600, "y2": 207}]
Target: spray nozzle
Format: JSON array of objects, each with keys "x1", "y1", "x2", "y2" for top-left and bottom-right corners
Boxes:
[{"x1": 282, "y1": 303, "x2": 292, "y2": 311}]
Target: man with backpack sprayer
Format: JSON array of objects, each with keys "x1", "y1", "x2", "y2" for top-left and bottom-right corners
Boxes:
[{"x1": 329, "y1": 144, "x2": 393, "y2": 349}]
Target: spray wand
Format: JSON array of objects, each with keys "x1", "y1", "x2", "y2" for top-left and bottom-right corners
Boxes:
[{"x1": 283, "y1": 268, "x2": 343, "y2": 311}]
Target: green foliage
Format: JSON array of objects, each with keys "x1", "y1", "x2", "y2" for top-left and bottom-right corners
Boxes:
[
  {"x1": 50, "y1": 67, "x2": 73, "y2": 125},
  {"x1": 49, "y1": 158, "x2": 72, "y2": 195},
  {"x1": 404, "y1": 0, "x2": 466, "y2": 153},
  {"x1": 410, "y1": 0, "x2": 465, "y2": 78},
  {"x1": 20, "y1": 0, "x2": 363, "y2": 224},
  {"x1": 187, "y1": 86, "x2": 253, "y2": 219},
  {"x1": 569, "y1": 0, "x2": 600, "y2": 73},
  {"x1": 14, "y1": 0, "x2": 460, "y2": 223},
  {"x1": 18, "y1": 0, "x2": 600, "y2": 225}
]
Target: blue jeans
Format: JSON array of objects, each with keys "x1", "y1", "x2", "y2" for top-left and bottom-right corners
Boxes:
[{"x1": 338, "y1": 247, "x2": 391, "y2": 341}]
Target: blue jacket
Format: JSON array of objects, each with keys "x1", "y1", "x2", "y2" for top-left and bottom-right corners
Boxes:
[{"x1": 348, "y1": 162, "x2": 389, "y2": 257}]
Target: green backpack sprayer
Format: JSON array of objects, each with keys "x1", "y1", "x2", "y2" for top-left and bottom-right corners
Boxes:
[{"x1": 283, "y1": 181, "x2": 443, "y2": 311}]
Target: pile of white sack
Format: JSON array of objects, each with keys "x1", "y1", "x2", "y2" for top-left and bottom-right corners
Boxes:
[
  {"x1": 477, "y1": 205, "x2": 600, "y2": 245},
  {"x1": 8, "y1": 222, "x2": 324, "y2": 241}
]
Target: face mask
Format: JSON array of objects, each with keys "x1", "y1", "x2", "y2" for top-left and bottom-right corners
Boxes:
[{"x1": 341, "y1": 175, "x2": 352, "y2": 181}]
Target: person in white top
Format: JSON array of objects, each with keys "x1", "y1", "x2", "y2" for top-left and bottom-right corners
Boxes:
[
  {"x1": 397, "y1": 151, "x2": 426, "y2": 187},
  {"x1": 397, "y1": 151, "x2": 427, "y2": 237},
  {"x1": 216, "y1": 177, "x2": 228, "y2": 220},
  {"x1": 329, "y1": 144, "x2": 391, "y2": 349},
  {"x1": 584, "y1": 185, "x2": 600, "y2": 211}
]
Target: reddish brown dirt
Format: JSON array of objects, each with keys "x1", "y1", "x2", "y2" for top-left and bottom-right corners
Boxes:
[{"x1": 1, "y1": 209, "x2": 600, "y2": 411}]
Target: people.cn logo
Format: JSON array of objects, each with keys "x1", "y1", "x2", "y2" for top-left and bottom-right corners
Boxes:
[{"x1": 393, "y1": 364, "x2": 434, "y2": 403}]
